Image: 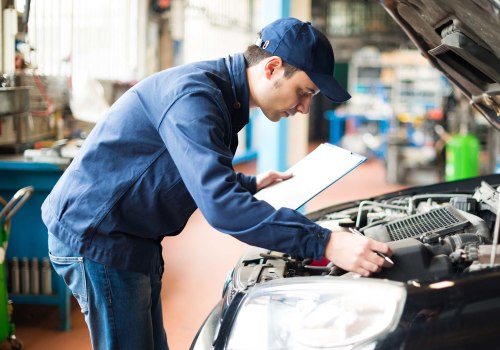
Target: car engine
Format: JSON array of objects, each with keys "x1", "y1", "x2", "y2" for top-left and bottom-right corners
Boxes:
[{"x1": 232, "y1": 180, "x2": 500, "y2": 289}]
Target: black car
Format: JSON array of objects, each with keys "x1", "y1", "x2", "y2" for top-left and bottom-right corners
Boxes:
[{"x1": 191, "y1": 1, "x2": 500, "y2": 349}]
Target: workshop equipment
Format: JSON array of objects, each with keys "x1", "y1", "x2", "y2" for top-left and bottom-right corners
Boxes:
[
  {"x1": 0, "y1": 86, "x2": 31, "y2": 149},
  {"x1": 0, "y1": 161, "x2": 71, "y2": 331},
  {"x1": 445, "y1": 133, "x2": 480, "y2": 181},
  {"x1": 0, "y1": 186, "x2": 34, "y2": 350}
]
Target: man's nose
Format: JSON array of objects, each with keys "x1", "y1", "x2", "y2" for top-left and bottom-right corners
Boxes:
[{"x1": 296, "y1": 95, "x2": 312, "y2": 114}]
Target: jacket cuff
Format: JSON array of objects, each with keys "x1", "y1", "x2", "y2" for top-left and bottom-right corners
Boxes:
[
  {"x1": 236, "y1": 172, "x2": 257, "y2": 194},
  {"x1": 310, "y1": 226, "x2": 332, "y2": 260}
]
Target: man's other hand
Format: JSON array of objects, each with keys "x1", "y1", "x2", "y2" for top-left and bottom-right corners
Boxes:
[{"x1": 256, "y1": 170, "x2": 293, "y2": 192}]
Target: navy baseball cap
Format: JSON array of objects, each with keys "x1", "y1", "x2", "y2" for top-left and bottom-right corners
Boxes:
[{"x1": 256, "y1": 17, "x2": 351, "y2": 103}]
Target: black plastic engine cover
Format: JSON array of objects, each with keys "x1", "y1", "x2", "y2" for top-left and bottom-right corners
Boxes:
[{"x1": 373, "y1": 238, "x2": 453, "y2": 282}]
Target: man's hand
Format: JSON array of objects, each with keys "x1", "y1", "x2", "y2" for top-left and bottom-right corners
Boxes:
[
  {"x1": 324, "y1": 228, "x2": 393, "y2": 277},
  {"x1": 256, "y1": 170, "x2": 293, "y2": 192}
]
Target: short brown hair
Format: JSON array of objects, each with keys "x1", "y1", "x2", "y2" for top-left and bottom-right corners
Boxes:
[{"x1": 243, "y1": 33, "x2": 299, "y2": 79}]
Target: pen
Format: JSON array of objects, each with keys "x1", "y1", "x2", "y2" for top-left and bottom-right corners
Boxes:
[{"x1": 348, "y1": 227, "x2": 395, "y2": 266}]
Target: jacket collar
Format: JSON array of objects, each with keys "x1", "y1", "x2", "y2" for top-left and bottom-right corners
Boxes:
[{"x1": 225, "y1": 53, "x2": 250, "y2": 133}]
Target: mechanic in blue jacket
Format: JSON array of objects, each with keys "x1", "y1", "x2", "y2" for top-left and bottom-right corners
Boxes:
[{"x1": 43, "y1": 17, "x2": 392, "y2": 350}]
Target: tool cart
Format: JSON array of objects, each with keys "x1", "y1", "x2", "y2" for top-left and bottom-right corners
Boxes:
[{"x1": 0, "y1": 186, "x2": 34, "y2": 350}]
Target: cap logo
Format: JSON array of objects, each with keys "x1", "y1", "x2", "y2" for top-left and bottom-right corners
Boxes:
[{"x1": 262, "y1": 40, "x2": 270, "y2": 49}]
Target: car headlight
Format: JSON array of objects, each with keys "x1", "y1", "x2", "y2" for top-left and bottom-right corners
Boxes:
[{"x1": 226, "y1": 277, "x2": 406, "y2": 349}]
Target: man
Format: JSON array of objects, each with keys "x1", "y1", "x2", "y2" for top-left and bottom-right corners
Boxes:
[{"x1": 43, "y1": 17, "x2": 392, "y2": 350}]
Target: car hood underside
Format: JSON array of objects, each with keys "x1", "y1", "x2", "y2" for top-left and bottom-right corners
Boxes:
[{"x1": 380, "y1": 0, "x2": 500, "y2": 129}]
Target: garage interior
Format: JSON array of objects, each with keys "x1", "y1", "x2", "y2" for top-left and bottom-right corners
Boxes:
[{"x1": 1, "y1": 0, "x2": 499, "y2": 350}]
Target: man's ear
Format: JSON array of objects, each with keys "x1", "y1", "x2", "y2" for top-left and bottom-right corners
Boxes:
[{"x1": 264, "y1": 56, "x2": 283, "y2": 79}]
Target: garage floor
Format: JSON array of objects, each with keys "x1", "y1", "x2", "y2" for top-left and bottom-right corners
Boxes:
[{"x1": 1, "y1": 154, "x2": 407, "y2": 350}]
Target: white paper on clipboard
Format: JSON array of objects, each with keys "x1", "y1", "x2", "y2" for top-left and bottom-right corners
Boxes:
[{"x1": 254, "y1": 143, "x2": 366, "y2": 210}]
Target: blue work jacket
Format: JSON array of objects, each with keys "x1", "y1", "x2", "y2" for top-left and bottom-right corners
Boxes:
[{"x1": 42, "y1": 53, "x2": 331, "y2": 273}]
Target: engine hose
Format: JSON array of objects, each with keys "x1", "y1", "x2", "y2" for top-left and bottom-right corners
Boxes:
[
  {"x1": 444, "y1": 233, "x2": 485, "y2": 251},
  {"x1": 429, "y1": 233, "x2": 484, "y2": 256}
]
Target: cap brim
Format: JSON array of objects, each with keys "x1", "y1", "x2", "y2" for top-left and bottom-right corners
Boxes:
[{"x1": 307, "y1": 71, "x2": 351, "y2": 103}]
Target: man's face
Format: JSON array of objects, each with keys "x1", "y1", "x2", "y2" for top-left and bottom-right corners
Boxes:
[{"x1": 259, "y1": 69, "x2": 319, "y2": 122}]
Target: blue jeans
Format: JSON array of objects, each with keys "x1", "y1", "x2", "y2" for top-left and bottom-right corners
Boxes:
[{"x1": 48, "y1": 233, "x2": 169, "y2": 350}]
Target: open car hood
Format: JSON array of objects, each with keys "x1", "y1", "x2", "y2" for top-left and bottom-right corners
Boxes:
[{"x1": 380, "y1": 0, "x2": 500, "y2": 130}]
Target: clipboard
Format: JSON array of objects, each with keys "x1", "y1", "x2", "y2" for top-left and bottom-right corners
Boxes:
[{"x1": 254, "y1": 143, "x2": 366, "y2": 210}]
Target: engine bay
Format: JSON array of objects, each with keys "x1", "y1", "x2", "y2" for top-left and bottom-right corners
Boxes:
[{"x1": 233, "y1": 181, "x2": 500, "y2": 289}]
